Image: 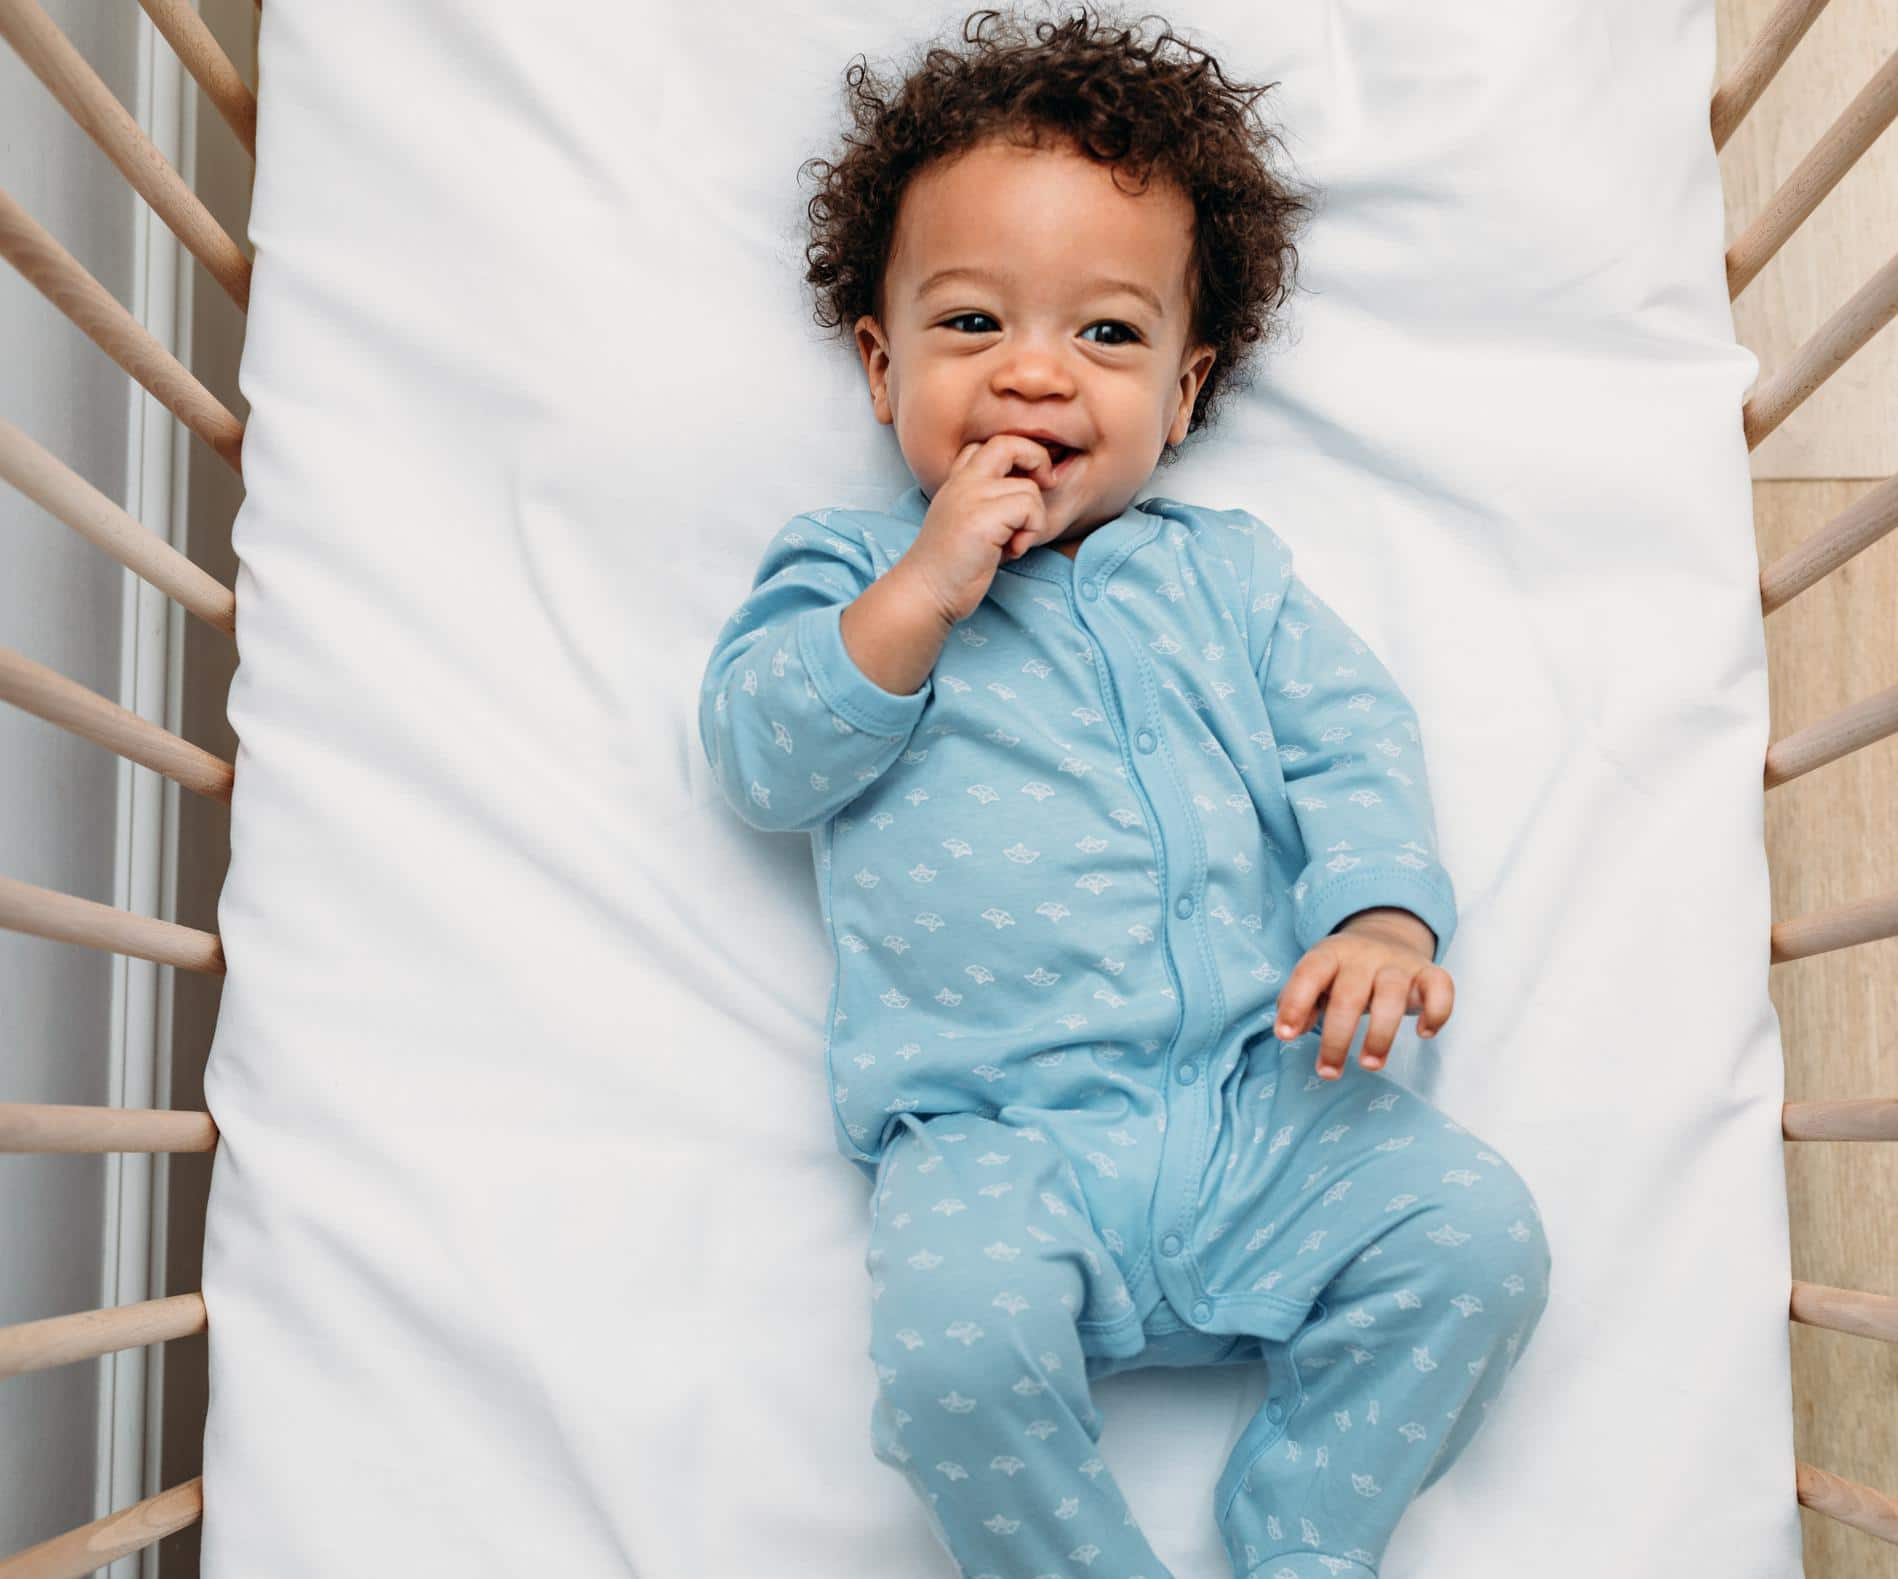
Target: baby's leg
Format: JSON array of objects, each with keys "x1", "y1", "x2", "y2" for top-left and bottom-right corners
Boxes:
[
  {"x1": 864, "y1": 1111, "x2": 1173, "y2": 1578},
  {"x1": 1205, "y1": 1064, "x2": 1553, "y2": 1578}
]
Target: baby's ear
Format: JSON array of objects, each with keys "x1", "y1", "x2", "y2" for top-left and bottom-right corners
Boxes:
[
  {"x1": 855, "y1": 316, "x2": 893, "y2": 421},
  {"x1": 1166, "y1": 349, "x2": 1214, "y2": 445}
]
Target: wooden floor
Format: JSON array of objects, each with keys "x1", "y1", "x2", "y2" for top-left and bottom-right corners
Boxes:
[{"x1": 1717, "y1": 3, "x2": 1898, "y2": 1576}]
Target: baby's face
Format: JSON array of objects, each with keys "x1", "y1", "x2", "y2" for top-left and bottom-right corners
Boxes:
[{"x1": 856, "y1": 135, "x2": 1216, "y2": 545}]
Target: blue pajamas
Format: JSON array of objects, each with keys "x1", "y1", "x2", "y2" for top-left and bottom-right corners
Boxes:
[
  {"x1": 699, "y1": 484, "x2": 1552, "y2": 1576},
  {"x1": 865, "y1": 1060, "x2": 1549, "y2": 1579}
]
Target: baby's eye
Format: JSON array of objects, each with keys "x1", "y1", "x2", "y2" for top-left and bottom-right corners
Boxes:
[
  {"x1": 941, "y1": 312, "x2": 998, "y2": 334},
  {"x1": 1081, "y1": 320, "x2": 1140, "y2": 346}
]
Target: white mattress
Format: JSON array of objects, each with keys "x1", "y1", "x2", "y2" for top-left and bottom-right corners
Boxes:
[{"x1": 200, "y1": 2, "x2": 1805, "y2": 1575}]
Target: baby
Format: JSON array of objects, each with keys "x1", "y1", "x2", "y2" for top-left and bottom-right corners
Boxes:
[{"x1": 699, "y1": 7, "x2": 1552, "y2": 1577}]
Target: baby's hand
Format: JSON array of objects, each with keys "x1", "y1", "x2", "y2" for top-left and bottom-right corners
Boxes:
[
  {"x1": 1272, "y1": 908, "x2": 1454, "y2": 1081},
  {"x1": 901, "y1": 435, "x2": 1068, "y2": 626}
]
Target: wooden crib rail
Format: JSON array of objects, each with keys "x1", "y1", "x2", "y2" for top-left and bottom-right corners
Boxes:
[
  {"x1": 1798, "y1": 1468, "x2": 1898, "y2": 1550},
  {"x1": 1742, "y1": 249, "x2": 1898, "y2": 448},
  {"x1": 1792, "y1": 1282, "x2": 1898, "y2": 1345},
  {"x1": 1771, "y1": 892, "x2": 1898, "y2": 963},
  {"x1": 0, "y1": 417, "x2": 236, "y2": 634},
  {"x1": 0, "y1": 1095, "x2": 1880, "y2": 1152},
  {"x1": 7, "y1": 1095, "x2": 1885, "y2": 1154},
  {"x1": 1710, "y1": 0, "x2": 1832, "y2": 150},
  {"x1": 0, "y1": 0, "x2": 249, "y2": 309},
  {"x1": 0, "y1": 1295, "x2": 206, "y2": 1381},
  {"x1": 1764, "y1": 682, "x2": 1898, "y2": 788},
  {"x1": 1726, "y1": 49, "x2": 1898, "y2": 299},
  {"x1": 1783, "y1": 1097, "x2": 1898, "y2": 1140},
  {"x1": 0, "y1": 186, "x2": 244, "y2": 472},
  {"x1": 135, "y1": 0, "x2": 257, "y2": 158},
  {"x1": 1755, "y1": 474, "x2": 1898, "y2": 799},
  {"x1": 0, "y1": 1482, "x2": 204, "y2": 1579},
  {"x1": 0, "y1": 646, "x2": 235, "y2": 803},
  {"x1": 0, "y1": 874, "x2": 224, "y2": 973},
  {"x1": 0, "y1": 1102, "x2": 217, "y2": 1153},
  {"x1": 1759, "y1": 470, "x2": 1898, "y2": 613}
]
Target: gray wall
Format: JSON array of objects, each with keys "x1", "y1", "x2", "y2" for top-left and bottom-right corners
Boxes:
[{"x1": 1, "y1": 1, "x2": 142, "y2": 1558}]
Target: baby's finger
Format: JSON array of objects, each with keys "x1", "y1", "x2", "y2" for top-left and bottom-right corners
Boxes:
[
  {"x1": 1359, "y1": 967, "x2": 1411, "y2": 1070},
  {"x1": 974, "y1": 433, "x2": 1057, "y2": 489},
  {"x1": 998, "y1": 483, "x2": 1051, "y2": 559},
  {"x1": 1416, "y1": 966, "x2": 1455, "y2": 1039},
  {"x1": 1317, "y1": 969, "x2": 1371, "y2": 1079},
  {"x1": 1003, "y1": 523, "x2": 1039, "y2": 560},
  {"x1": 1274, "y1": 954, "x2": 1334, "y2": 1042},
  {"x1": 949, "y1": 440, "x2": 983, "y2": 476}
]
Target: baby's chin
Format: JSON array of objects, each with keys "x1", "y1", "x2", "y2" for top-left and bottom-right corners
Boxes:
[{"x1": 1060, "y1": 488, "x2": 1144, "y2": 536}]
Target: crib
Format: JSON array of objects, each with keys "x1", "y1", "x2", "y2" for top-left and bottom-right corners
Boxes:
[{"x1": 0, "y1": 0, "x2": 1894, "y2": 1574}]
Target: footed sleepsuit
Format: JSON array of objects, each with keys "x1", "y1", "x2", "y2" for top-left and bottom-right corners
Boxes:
[{"x1": 698, "y1": 484, "x2": 1552, "y2": 1579}]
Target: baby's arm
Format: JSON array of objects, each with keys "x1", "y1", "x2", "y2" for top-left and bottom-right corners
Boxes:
[
  {"x1": 1248, "y1": 537, "x2": 1459, "y2": 1074},
  {"x1": 1255, "y1": 564, "x2": 1457, "y2": 962},
  {"x1": 698, "y1": 515, "x2": 932, "y2": 833}
]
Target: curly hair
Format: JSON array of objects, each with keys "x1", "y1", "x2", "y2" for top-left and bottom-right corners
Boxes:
[{"x1": 798, "y1": 3, "x2": 1315, "y2": 448}]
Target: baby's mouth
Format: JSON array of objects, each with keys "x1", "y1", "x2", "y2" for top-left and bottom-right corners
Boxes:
[
  {"x1": 1008, "y1": 438, "x2": 1083, "y2": 477},
  {"x1": 1046, "y1": 444, "x2": 1087, "y2": 485}
]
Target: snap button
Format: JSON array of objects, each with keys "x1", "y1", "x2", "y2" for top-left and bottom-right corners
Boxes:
[
  {"x1": 1175, "y1": 895, "x2": 1194, "y2": 919},
  {"x1": 1080, "y1": 580, "x2": 1099, "y2": 601},
  {"x1": 1135, "y1": 729, "x2": 1156, "y2": 754},
  {"x1": 1176, "y1": 1062, "x2": 1198, "y2": 1084},
  {"x1": 1266, "y1": 1400, "x2": 1284, "y2": 1424},
  {"x1": 1160, "y1": 1232, "x2": 1182, "y2": 1258},
  {"x1": 1191, "y1": 1300, "x2": 1212, "y2": 1323}
]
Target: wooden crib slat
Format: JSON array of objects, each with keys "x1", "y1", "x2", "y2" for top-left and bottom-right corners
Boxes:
[
  {"x1": 1764, "y1": 682, "x2": 1898, "y2": 789},
  {"x1": 0, "y1": 0, "x2": 249, "y2": 311},
  {"x1": 1743, "y1": 249, "x2": 1898, "y2": 449},
  {"x1": 1759, "y1": 471, "x2": 1898, "y2": 613},
  {"x1": 0, "y1": 1293, "x2": 206, "y2": 1380},
  {"x1": 1711, "y1": 0, "x2": 1834, "y2": 152},
  {"x1": 1727, "y1": 50, "x2": 1898, "y2": 301},
  {"x1": 0, "y1": 1102, "x2": 217, "y2": 1154},
  {"x1": 1784, "y1": 1098, "x2": 1898, "y2": 1141},
  {"x1": 0, "y1": 646, "x2": 234, "y2": 803},
  {"x1": 0, "y1": 1478, "x2": 202, "y2": 1579},
  {"x1": 0, "y1": 188, "x2": 244, "y2": 474},
  {"x1": 0, "y1": 417, "x2": 236, "y2": 635},
  {"x1": 1791, "y1": 1281, "x2": 1898, "y2": 1344},
  {"x1": 1771, "y1": 890, "x2": 1898, "y2": 963},
  {"x1": 9, "y1": 1082, "x2": 1880, "y2": 1150},
  {"x1": 0, "y1": 874, "x2": 224, "y2": 974},
  {"x1": 1797, "y1": 1462, "x2": 1898, "y2": 1546},
  {"x1": 135, "y1": 0, "x2": 256, "y2": 158}
]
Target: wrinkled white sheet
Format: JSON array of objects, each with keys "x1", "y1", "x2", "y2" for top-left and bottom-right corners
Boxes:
[{"x1": 200, "y1": 2, "x2": 1804, "y2": 1574}]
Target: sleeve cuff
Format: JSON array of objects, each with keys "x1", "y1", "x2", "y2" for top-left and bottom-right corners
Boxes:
[
  {"x1": 796, "y1": 601, "x2": 933, "y2": 738},
  {"x1": 1291, "y1": 862, "x2": 1458, "y2": 966}
]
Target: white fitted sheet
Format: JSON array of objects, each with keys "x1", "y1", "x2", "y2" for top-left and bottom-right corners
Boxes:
[{"x1": 200, "y1": 2, "x2": 1805, "y2": 1574}]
